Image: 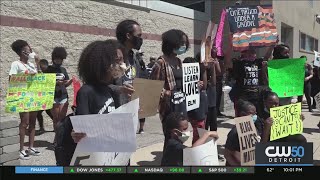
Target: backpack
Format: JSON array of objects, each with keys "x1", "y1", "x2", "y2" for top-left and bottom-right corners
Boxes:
[{"x1": 54, "y1": 113, "x2": 76, "y2": 166}]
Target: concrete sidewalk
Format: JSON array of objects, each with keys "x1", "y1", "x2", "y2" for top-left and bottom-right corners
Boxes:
[{"x1": 20, "y1": 105, "x2": 320, "y2": 166}]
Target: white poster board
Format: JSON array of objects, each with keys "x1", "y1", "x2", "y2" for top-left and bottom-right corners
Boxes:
[
  {"x1": 182, "y1": 63, "x2": 200, "y2": 111},
  {"x1": 183, "y1": 128, "x2": 219, "y2": 166},
  {"x1": 70, "y1": 99, "x2": 139, "y2": 166}
]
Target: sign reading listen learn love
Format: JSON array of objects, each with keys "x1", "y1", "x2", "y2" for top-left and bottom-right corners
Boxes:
[
  {"x1": 183, "y1": 63, "x2": 200, "y2": 111},
  {"x1": 6, "y1": 74, "x2": 56, "y2": 113}
]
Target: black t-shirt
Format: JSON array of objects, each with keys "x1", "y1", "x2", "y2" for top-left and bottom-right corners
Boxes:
[
  {"x1": 46, "y1": 65, "x2": 70, "y2": 99},
  {"x1": 76, "y1": 84, "x2": 116, "y2": 115},
  {"x1": 233, "y1": 58, "x2": 263, "y2": 99},
  {"x1": 161, "y1": 138, "x2": 185, "y2": 166},
  {"x1": 173, "y1": 67, "x2": 183, "y2": 91}
]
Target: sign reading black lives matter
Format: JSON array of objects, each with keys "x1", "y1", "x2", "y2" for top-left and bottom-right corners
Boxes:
[
  {"x1": 255, "y1": 143, "x2": 313, "y2": 166},
  {"x1": 227, "y1": 6, "x2": 259, "y2": 33},
  {"x1": 235, "y1": 116, "x2": 260, "y2": 166},
  {"x1": 182, "y1": 63, "x2": 200, "y2": 111}
]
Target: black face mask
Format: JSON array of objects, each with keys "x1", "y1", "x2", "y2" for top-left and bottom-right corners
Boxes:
[
  {"x1": 132, "y1": 36, "x2": 143, "y2": 50},
  {"x1": 53, "y1": 62, "x2": 62, "y2": 68}
]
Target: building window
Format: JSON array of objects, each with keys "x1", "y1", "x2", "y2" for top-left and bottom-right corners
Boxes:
[
  {"x1": 300, "y1": 32, "x2": 318, "y2": 52},
  {"x1": 160, "y1": 0, "x2": 205, "y2": 12}
]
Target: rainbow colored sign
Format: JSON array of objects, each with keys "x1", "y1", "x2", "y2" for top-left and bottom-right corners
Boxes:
[{"x1": 6, "y1": 74, "x2": 56, "y2": 113}]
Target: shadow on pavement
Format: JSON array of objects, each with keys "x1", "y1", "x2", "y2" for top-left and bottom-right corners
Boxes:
[
  {"x1": 311, "y1": 113, "x2": 320, "y2": 117},
  {"x1": 24, "y1": 140, "x2": 53, "y2": 150},
  {"x1": 303, "y1": 127, "x2": 320, "y2": 134},
  {"x1": 136, "y1": 151, "x2": 162, "y2": 166}
]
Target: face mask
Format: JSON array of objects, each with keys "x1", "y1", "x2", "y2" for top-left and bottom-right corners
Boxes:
[
  {"x1": 132, "y1": 36, "x2": 143, "y2": 50},
  {"x1": 252, "y1": 114, "x2": 258, "y2": 123},
  {"x1": 28, "y1": 52, "x2": 36, "y2": 60},
  {"x1": 176, "y1": 130, "x2": 190, "y2": 143},
  {"x1": 174, "y1": 46, "x2": 187, "y2": 55},
  {"x1": 110, "y1": 63, "x2": 127, "y2": 79}
]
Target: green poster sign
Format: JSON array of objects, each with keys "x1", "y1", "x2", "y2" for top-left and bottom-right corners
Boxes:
[
  {"x1": 6, "y1": 74, "x2": 56, "y2": 113},
  {"x1": 268, "y1": 58, "x2": 306, "y2": 98}
]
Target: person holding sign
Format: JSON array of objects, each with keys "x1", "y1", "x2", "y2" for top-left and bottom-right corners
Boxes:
[
  {"x1": 161, "y1": 112, "x2": 218, "y2": 166},
  {"x1": 46, "y1": 47, "x2": 72, "y2": 134},
  {"x1": 150, "y1": 29, "x2": 190, "y2": 145},
  {"x1": 183, "y1": 56, "x2": 208, "y2": 144},
  {"x1": 71, "y1": 40, "x2": 125, "y2": 142},
  {"x1": 224, "y1": 100, "x2": 261, "y2": 166},
  {"x1": 258, "y1": 90, "x2": 306, "y2": 143},
  {"x1": 9, "y1": 40, "x2": 41, "y2": 160}
]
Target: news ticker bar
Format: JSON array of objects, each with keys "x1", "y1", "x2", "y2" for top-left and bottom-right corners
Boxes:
[{"x1": 15, "y1": 166, "x2": 254, "y2": 174}]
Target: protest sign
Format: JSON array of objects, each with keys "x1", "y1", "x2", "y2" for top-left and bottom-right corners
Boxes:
[
  {"x1": 226, "y1": 5, "x2": 277, "y2": 51},
  {"x1": 315, "y1": 92, "x2": 320, "y2": 111},
  {"x1": 71, "y1": 113, "x2": 136, "y2": 152},
  {"x1": 270, "y1": 103, "x2": 303, "y2": 141},
  {"x1": 182, "y1": 63, "x2": 200, "y2": 111},
  {"x1": 268, "y1": 58, "x2": 306, "y2": 97},
  {"x1": 132, "y1": 78, "x2": 164, "y2": 119},
  {"x1": 183, "y1": 128, "x2": 219, "y2": 166},
  {"x1": 71, "y1": 99, "x2": 139, "y2": 166},
  {"x1": 235, "y1": 115, "x2": 259, "y2": 166},
  {"x1": 5, "y1": 74, "x2": 56, "y2": 113},
  {"x1": 71, "y1": 151, "x2": 132, "y2": 166},
  {"x1": 200, "y1": 20, "x2": 217, "y2": 63},
  {"x1": 314, "y1": 51, "x2": 320, "y2": 67}
]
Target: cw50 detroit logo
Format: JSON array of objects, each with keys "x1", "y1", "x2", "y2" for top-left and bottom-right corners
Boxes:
[
  {"x1": 255, "y1": 143, "x2": 313, "y2": 166},
  {"x1": 265, "y1": 146, "x2": 304, "y2": 162}
]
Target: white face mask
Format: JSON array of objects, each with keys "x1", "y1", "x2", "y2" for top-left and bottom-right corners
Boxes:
[
  {"x1": 176, "y1": 130, "x2": 190, "y2": 143},
  {"x1": 110, "y1": 63, "x2": 127, "y2": 79},
  {"x1": 28, "y1": 52, "x2": 36, "y2": 61}
]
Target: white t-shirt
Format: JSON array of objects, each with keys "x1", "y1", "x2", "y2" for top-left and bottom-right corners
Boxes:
[{"x1": 9, "y1": 60, "x2": 37, "y2": 75}]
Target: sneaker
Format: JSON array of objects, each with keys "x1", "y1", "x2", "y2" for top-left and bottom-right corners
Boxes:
[
  {"x1": 28, "y1": 147, "x2": 41, "y2": 156},
  {"x1": 19, "y1": 150, "x2": 31, "y2": 160},
  {"x1": 137, "y1": 129, "x2": 144, "y2": 134}
]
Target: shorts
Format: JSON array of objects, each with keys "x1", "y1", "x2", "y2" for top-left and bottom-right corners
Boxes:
[{"x1": 54, "y1": 98, "x2": 68, "y2": 104}]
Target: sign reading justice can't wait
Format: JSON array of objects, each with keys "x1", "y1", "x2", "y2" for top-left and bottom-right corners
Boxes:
[{"x1": 182, "y1": 63, "x2": 200, "y2": 111}]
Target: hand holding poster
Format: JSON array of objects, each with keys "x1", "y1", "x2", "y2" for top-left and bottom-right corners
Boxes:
[
  {"x1": 270, "y1": 103, "x2": 303, "y2": 141},
  {"x1": 5, "y1": 74, "x2": 56, "y2": 113},
  {"x1": 267, "y1": 58, "x2": 306, "y2": 97},
  {"x1": 314, "y1": 51, "x2": 320, "y2": 67},
  {"x1": 235, "y1": 116, "x2": 259, "y2": 166},
  {"x1": 226, "y1": 5, "x2": 277, "y2": 51},
  {"x1": 183, "y1": 128, "x2": 219, "y2": 166},
  {"x1": 183, "y1": 63, "x2": 200, "y2": 111}
]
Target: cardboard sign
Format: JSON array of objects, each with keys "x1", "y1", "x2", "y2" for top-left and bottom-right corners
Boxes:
[
  {"x1": 268, "y1": 58, "x2": 306, "y2": 97},
  {"x1": 132, "y1": 78, "x2": 164, "y2": 119},
  {"x1": 6, "y1": 74, "x2": 56, "y2": 112},
  {"x1": 226, "y1": 5, "x2": 277, "y2": 51},
  {"x1": 200, "y1": 20, "x2": 217, "y2": 63},
  {"x1": 270, "y1": 103, "x2": 303, "y2": 141},
  {"x1": 182, "y1": 63, "x2": 200, "y2": 111},
  {"x1": 235, "y1": 116, "x2": 259, "y2": 166}
]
